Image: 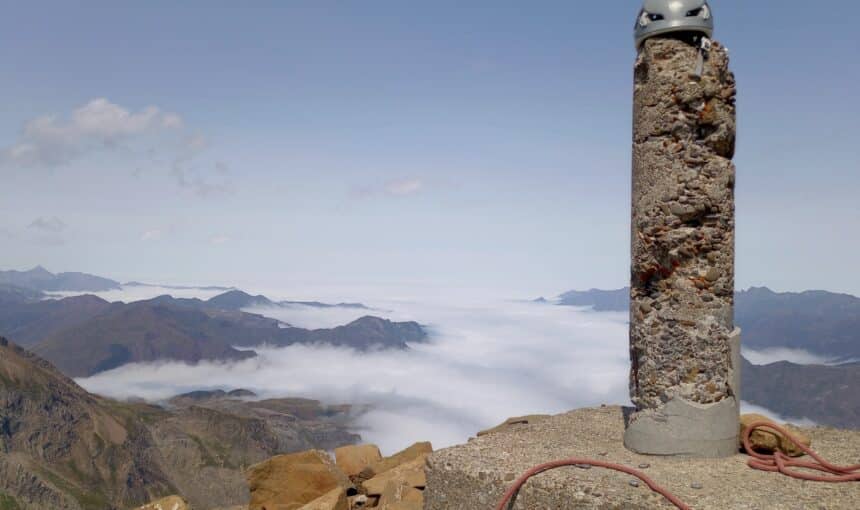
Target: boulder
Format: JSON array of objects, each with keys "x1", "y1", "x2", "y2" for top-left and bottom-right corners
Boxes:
[
  {"x1": 334, "y1": 444, "x2": 383, "y2": 477},
  {"x1": 378, "y1": 480, "x2": 424, "y2": 510},
  {"x1": 297, "y1": 488, "x2": 347, "y2": 510},
  {"x1": 246, "y1": 450, "x2": 352, "y2": 510},
  {"x1": 368, "y1": 442, "x2": 432, "y2": 476},
  {"x1": 135, "y1": 495, "x2": 190, "y2": 510},
  {"x1": 364, "y1": 457, "x2": 426, "y2": 496},
  {"x1": 740, "y1": 413, "x2": 811, "y2": 457},
  {"x1": 477, "y1": 415, "x2": 550, "y2": 437}
]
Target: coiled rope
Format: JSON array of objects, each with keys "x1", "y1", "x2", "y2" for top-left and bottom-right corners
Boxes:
[
  {"x1": 742, "y1": 421, "x2": 860, "y2": 482},
  {"x1": 495, "y1": 421, "x2": 860, "y2": 510}
]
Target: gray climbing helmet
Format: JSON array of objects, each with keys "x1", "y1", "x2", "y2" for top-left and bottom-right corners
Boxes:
[{"x1": 634, "y1": 0, "x2": 714, "y2": 49}]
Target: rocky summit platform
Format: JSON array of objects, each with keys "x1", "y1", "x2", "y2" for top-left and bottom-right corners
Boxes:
[{"x1": 424, "y1": 406, "x2": 860, "y2": 509}]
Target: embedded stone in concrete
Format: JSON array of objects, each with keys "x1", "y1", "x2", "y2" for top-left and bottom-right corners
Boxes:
[
  {"x1": 423, "y1": 406, "x2": 860, "y2": 510},
  {"x1": 627, "y1": 36, "x2": 739, "y2": 456}
]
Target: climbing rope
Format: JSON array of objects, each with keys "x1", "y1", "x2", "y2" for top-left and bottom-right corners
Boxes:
[
  {"x1": 495, "y1": 422, "x2": 860, "y2": 510},
  {"x1": 742, "y1": 421, "x2": 860, "y2": 482},
  {"x1": 494, "y1": 458, "x2": 691, "y2": 510}
]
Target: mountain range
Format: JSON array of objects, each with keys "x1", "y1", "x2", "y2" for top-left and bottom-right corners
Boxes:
[
  {"x1": 0, "y1": 290, "x2": 426, "y2": 378},
  {"x1": 0, "y1": 336, "x2": 359, "y2": 509},
  {"x1": 740, "y1": 357, "x2": 860, "y2": 429},
  {"x1": 0, "y1": 266, "x2": 121, "y2": 292},
  {"x1": 550, "y1": 286, "x2": 860, "y2": 428},
  {"x1": 205, "y1": 289, "x2": 369, "y2": 310},
  {"x1": 548, "y1": 286, "x2": 860, "y2": 360}
]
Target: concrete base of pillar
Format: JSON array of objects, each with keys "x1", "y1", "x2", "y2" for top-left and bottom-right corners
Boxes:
[
  {"x1": 624, "y1": 328, "x2": 742, "y2": 458},
  {"x1": 623, "y1": 395, "x2": 739, "y2": 457}
]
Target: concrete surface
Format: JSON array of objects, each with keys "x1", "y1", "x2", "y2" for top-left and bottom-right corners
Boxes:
[{"x1": 425, "y1": 406, "x2": 860, "y2": 509}]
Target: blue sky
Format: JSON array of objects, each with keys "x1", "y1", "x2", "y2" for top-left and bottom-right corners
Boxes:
[{"x1": 1, "y1": 1, "x2": 858, "y2": 296}]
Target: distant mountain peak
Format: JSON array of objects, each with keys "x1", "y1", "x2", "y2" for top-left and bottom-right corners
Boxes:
[
  {"x1": 744, "y1": 286, "x2": 775, "y2": 294},
  {"x1": 206, "y1": 289, "x2": 273, "y2": 310}
]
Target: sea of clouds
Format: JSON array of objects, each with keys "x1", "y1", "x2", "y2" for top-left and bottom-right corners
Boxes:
[
  {"x1": 740, "y1": 346, "x2": 842, "y2": 366},
  {"x1": 74, "y1": 284, "x2": 812, "y2": 454}
]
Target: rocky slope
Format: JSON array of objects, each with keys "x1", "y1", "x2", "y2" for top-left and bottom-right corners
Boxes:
[
  {"x1": 0, "y1": 336, "x2": 173, "y2": 509},
  {"x1": 0, "y1": 284, "x2": 43, "y2": 305},
  {"x1": 0, "y1": 338, "x2": 361, "y2": 509},
  {"x1": 741, "y1": 357, "x2": 860, "y2": 428},
  {"x1": 735, "y1": 286, "x2": 860, "y2": 361},
  {"x1": 0, "y1": 295, "x2": 113, "y2": 347}
]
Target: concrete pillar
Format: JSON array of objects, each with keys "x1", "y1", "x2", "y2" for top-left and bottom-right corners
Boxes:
[{"x1": 624, "y1": 36, "x2": 740, "y2": 457}]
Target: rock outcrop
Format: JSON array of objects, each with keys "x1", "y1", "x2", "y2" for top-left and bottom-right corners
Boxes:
[
  {"x1": 246, "y1": 450, "x2": 352, "y2": 510},
  {"x1": 0, "y1": 337, "x2": 359, "y2": 510},
  {"x1": 246, "y1": 442, "x2": 433, "y2": 510},
  {"x1": 367, "y1": 442, "x2": 432, "y2": 478},
  {"x1": 335, "y1": 444, "x2": 383, "y2": 477},
  {"x1": 740, "y1": 413, "x2": 812, "y2": 457},
  {"x1": 297, "y1": 488, "x2": 348, "y2": 510},
  {"x1": 0, "y1": 337, "x2": 173, "y2": 510}
]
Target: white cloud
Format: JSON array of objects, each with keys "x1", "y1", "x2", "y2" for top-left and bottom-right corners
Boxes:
[
  {"x1": 1, "y1": 98, "x2": 182, "y2": 168},
  {"x1": 244, "y1": 304, "x2": 374, "y2": 329},
  {"x1": 742, "y1": 347, "x2": 836, "y2": 366},
  {"x1": 140, "y1": 229, "x2": 163, "y2": 241},
  {"x1": 77, "y1": 298, "x2": 631, "y2": 455},
  {"x1": 52, "y1": 284, "x2": 229, "y2": 303},
  {"x1": 384, "y1": 178, "x2": 423, "y2": 196},
  {"x1": 28, "y1": 216, "x2": 67, "y2": 233},
  {"x1": 740, "y1": 401, "x2": 817, "y2": 428},
  {"x1": 1, "y1": 98, "x2": 234, "y2": 198},
  {"x1": 209, "y1": 235, "x2": 230, "y2": 245}
]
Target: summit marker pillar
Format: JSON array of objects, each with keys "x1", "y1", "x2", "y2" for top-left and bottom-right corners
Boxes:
[{"x1": 624, "y1": 26, "x2": 740, "y2": 456}]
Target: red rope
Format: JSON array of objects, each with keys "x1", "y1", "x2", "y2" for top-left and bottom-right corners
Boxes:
[
  {"x1": 494, "y1": 422, "x2": 860, "y2": 510},
  {"x1": 493, "y1": 458, "x2": 691, "y2": 510},
  {"x1": 742, "y1": 421, "x2": 860, "y2": 482}
]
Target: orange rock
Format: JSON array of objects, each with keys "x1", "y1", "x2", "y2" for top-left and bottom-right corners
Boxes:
[
  {"x1": 363, "y1": 457, "x2": 426, "y2": 496},
  {"x1": 740, "y1": 413, "x2": 811, "y2": 457},
  {"x1": 334, "y1": 444, "x2": 383, "y2": 477},
  {"x1": 298, "y1": 487, "x2": 348, "y2": 510},
  {"x1": 246, "y1": 450, "x2": 351, "y2": 510},
  {"x1": 368, "y1": 442, "x2": 432, "y2": 476},
  {"x1": 378, "y1": 480, "x2": 424, "y2": 510}
]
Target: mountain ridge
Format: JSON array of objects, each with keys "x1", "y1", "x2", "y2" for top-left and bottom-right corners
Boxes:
[
  {"x1": 0, "y1": 293, "x2": 427, "y2": 378},
  {"x1": 0, "y1": 266, "x2": 121, "y2": 292},
  {"x1": 551, "y1": 286, "x2": 860, "y2": 428},
  {"x1": 551, "y1": 286, "x2": 860, "y2": 359}
]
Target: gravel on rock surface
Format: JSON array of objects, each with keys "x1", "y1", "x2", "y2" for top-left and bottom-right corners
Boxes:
[{"x1": 425, "y1": 406, "x2": 860, "y2": 509}]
